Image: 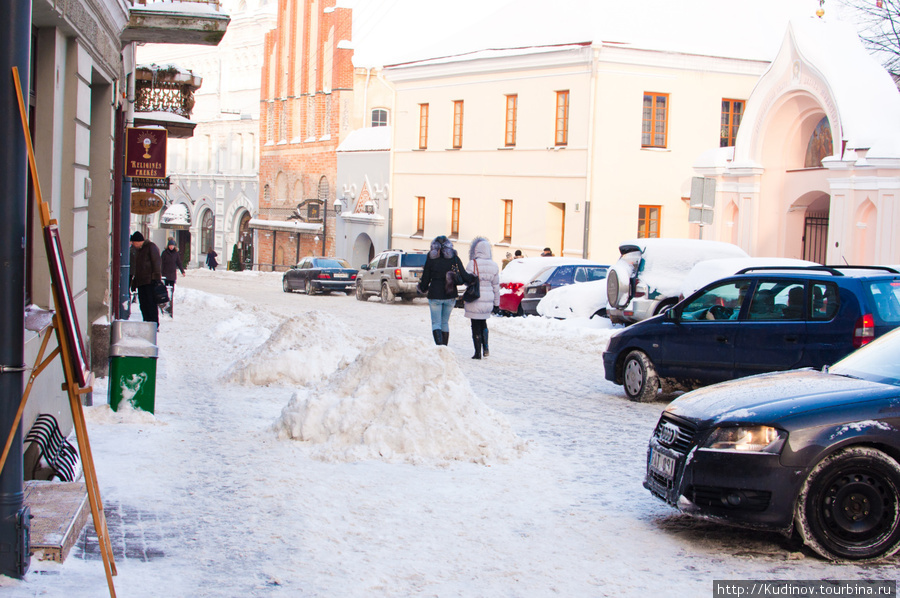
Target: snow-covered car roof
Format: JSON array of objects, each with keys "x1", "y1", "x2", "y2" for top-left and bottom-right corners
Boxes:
[
  {"x1": 499, "y1": 257, "x2": 599, "y2": 284},
  {"x1": 679, "y1": 257, "x2": 819, "y2": 298},
  {"x1": 616, "y1": 238, "x2": 749, "y2": 298}
]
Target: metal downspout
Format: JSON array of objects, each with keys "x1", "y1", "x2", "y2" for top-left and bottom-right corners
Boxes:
[
  {"x1": 0, "y1": 0, "x2": 32, "y2": 578},
  {"x1": 583, "y1": 47, "x2": 600, "y2": 259}
]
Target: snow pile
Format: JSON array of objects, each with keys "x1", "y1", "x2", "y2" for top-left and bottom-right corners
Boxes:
[
  {"x1": 491, "y1": 312, "x2": 618, "y2": 354},
  {"x1": 679, "y1": 257, "x2": 817, "y2": 298},
  {"x1": 500, "y1": 257, "x2": 593, "y2": 285},
  {"x1": 226, "y1": 311, "x2": 366, "y2": 386},
  {"x1": 272, "y1": 336, "x2": 527, "y2": 465}
]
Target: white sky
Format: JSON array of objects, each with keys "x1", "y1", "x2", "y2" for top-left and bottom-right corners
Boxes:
[{"x1": 344, "y1": 0, "x2": 847, "y2": 67}]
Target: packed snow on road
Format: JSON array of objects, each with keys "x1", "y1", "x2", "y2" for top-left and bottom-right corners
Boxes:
[{"x1": 2, "y1": 269, "x2": 896, "y2": 597}]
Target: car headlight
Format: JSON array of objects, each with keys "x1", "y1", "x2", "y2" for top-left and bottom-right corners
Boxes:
[{"x1": 702, "y1": 426, "x2": 786, "y2": 453}]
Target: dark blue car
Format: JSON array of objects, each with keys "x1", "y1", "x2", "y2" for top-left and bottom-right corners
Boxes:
[
  {"x1": 603, "y1": 266, "x2": 900, "y2": 402},
  {"x1": 645, "y1": 326, "x2": 900, "y2": 561}
]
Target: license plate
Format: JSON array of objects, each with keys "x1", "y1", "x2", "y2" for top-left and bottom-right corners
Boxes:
[
  {"x1": 333, "y1": 273, "x2": 348, "y2": 278},
  {"x1": 649, "y1": 448, "x2": 676, "y2": 480}
]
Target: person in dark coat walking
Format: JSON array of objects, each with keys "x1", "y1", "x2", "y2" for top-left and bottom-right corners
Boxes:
[
  {"x1": 160, "y1": 238, "x2": 186, "y2": 316},
  {"x1": 416, "y1": 235, "x2": 472, "y2": 346},
  {"x1": 463, "y1": 237, "x2": 500, "y2": 359},
  {"x1": 129, "y1": 231, "x2": 162, "y2": 326},
  {"x1": 206, "y1": 248, "x2": 218, "y2": 271}
]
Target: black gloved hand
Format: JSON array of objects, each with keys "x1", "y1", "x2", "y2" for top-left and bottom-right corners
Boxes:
[{"x1": 492, "y1": 305, "x2": 500, "y2": 315}]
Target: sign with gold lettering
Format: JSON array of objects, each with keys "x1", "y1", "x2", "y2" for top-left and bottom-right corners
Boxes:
[
  {"x1": 131, "y1": 191, "x2": 164, "y2": 215},
  {"x1": 126, "y1": 127, "x2": 167, "y2": 179}
]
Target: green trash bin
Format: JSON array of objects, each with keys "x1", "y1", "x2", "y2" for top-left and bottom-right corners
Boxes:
[{"x1": 108, "y1": 320, "x2": 158, "y2": 413}]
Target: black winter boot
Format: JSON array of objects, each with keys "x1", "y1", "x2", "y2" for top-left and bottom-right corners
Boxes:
[
  {"x1": 482, "y1": 328, "x2": 489, "y2": 357},
  {"x1": 472, "y1": 333, "x2": 482, "y2": 359},
  {"x1": 432, "y1": 329, "x2": 442, "y2": 345},
  {"x1": 441, "y1": 331, "x2": 450, "y2": 346}
]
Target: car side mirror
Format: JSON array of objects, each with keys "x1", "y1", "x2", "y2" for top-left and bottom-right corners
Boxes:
[
  {"x1": 360, "y1": 264, "x2": 369, "y2": 270},
  {"x1": 664, "y1": 308, "x2": 678, "y2": 322}
]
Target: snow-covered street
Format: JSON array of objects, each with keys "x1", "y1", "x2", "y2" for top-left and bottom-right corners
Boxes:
[{"x1": 3, "y1": 269, "x2": 897, "y2": 597}]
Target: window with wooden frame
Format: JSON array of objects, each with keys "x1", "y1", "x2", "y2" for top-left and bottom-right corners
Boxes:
[
  {"x1": 452, "y1": 100, "x2": 464, "y2": 149},
  {"x1": 720, "y1": 99, "x2": 744, "y2": 147},
  {"x1": 505, "y1": 94, "x2": 518, "y2": 147},
  {"x1": 371, "y1": 108, "x2": 388, "y2": 127},
  {"x1": 555, "y1": 90, "x2": 569, "y2": 146},
  {"x1": 637, "y1": 205, "x2": 661, "y2": 238},
  {"x1": 416, "y1": 196, "x2": 425, "y2": 234},
  {"x1": 418, "y1": 103, "x2": 429, "y2": 149},
  {"x1": 503, "y1": 200, "x2": 513, "y2": 242},
  {"x1": 450, "y1": 198, "x2": 460, "y2": 238},
  {"x1": 642, "y1": 93, "x2": 669, "y2": 148}
]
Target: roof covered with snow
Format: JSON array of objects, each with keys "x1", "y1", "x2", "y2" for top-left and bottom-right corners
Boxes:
[{"x1": 336, "y1": 126, "x2": 391, "y2": 152}]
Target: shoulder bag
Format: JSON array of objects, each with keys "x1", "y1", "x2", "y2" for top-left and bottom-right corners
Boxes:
[{"x1": 462, "y1": 260, "x2": 481, "y2": 303}]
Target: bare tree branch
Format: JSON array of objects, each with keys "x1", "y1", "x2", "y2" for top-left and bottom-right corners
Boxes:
[{"x1": 839, "y1": 0, "x2": 900, "y2": 81}]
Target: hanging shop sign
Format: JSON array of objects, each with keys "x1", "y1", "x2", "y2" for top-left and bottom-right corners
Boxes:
[
  {"x1": 125, "y1": 127, "x2": 167, "y2": 179},
  {"x1": 131, "y1": 191, "x2": 164, "y2": 215}
]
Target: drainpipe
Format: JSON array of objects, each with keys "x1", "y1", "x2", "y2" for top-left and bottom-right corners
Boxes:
[
  {"x1": 118, "y1": 48, "x2": 137, "y2": 320},
  {"x1": 582, "y1": 46, "x2": 599, "y2": 259},
  {"x1": 0, "y1": 0, "x2": 32, "y2": 579}
]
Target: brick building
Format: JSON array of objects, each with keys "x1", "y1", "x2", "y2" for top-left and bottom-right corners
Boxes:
[{"x1": 253, "y1": 0, "x2": 355, "y2": 270}]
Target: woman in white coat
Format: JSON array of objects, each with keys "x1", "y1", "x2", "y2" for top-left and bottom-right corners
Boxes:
[{"x1": 464, "y1": 236, "x2": 501, "y2": 359}]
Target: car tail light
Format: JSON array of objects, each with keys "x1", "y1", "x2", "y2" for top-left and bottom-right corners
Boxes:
[
  {"x1": 350, "y1": 274, "x2": 357, "y2": 280},
  {"x1": 394, "y1": 268, "x2": 402, "y2": 279},
  {"x1": 633, "y1": 282, "x2": 648, "y2": 299},
  {"x1": 318, "y1": 273, "x2": 331, "y2": 279},
  {"x1": 853, "y1": 314, "x2": 875, "y2": 348},
  {"x1": 507, "y1": 282, "x2": 524, "y2": 295}
]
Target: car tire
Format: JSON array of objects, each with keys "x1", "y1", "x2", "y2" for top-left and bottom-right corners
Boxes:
[
  {"x1": 381, "y1": 281, "x2": 394, "y2": 303},
  {"x1": 283, "y1": 278, "x2": 291, "y2": 293},
  {"x1": 795, "y1": 446, "x2": 900, "y2": 561},
  {"x1": 356, "y1": 283, "x2": 367, "y2": 302},
  {"x1": 622, "y1": 350, "x2": 660, "y2": 402},
  {"x1": 305, "y1": 279, "x2": 314, "y2": 295}
]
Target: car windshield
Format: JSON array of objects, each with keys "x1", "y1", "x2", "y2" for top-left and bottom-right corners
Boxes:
[
  {"x1": 313, "y1": 258, "x2": 350, "y2": 269},
  {"x1": 830, "y1": 328, "x2": 900, "y2": 385},
  {"x1": 401, "y1": 253, "x2": 427, "y2": 267}
]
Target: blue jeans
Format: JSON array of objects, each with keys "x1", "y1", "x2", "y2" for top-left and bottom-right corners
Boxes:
[{"x1": 428, "y1": 299, "x2": 455, "y2": 331}]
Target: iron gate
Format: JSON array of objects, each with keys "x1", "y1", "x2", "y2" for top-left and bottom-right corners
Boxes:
[{"x1": 802, "y1": 212, "x2": 829, "y2": 265}]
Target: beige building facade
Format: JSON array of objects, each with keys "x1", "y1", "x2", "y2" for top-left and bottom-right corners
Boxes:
[{"x1": 385, "y1": 43, "x2": 769, "y2": 264}]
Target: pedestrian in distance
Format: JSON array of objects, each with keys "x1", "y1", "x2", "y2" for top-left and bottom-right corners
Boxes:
[
  {"x1": 464, "y1": 237, "x2": 501, "y2": 359},
  {"x1": 206, "y1": 248, "x2": 218, "y2": 271},
  {"x1": 541, "y1": 247, "x2": 554, "y2": 257},
  {"x1": 417, "y1": 235, "x2": 473, "y2": 346},
  {"x1": 129, "y1": 231, "x2": 162, "y2": 327},
  {"x1": 160, "y1": 238, "x2": 186, "y2": 317}
]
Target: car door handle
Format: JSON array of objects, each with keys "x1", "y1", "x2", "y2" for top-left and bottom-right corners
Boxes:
[{"x1": 784, "y1": 335, "x2": 799, "y2": 343}]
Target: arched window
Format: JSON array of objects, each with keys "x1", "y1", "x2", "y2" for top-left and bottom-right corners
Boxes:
[
  {"x1": 805, "y1": 117, "x2": 833, "y2": 168},
  {"x1": 318, "y1": 176, "x2": 330, "y2": 203},
  {"x1": 371, "y1": 108, "x2": 388, "y2": 127},
  {"x1": 201, "y1": 209, "x2": 215, "y2": 254}
]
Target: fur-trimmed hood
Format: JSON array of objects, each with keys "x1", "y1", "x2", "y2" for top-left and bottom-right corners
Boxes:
[
  {"x1": 469, "y1": 237, "x2": 492, "y2": 261},
  {"x1": 428, "y1": 235, "x2": 456, "y2": 260}
]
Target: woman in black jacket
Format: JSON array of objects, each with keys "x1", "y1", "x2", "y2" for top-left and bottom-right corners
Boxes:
[{"x1": 417, "y1": 235, "x2": 471, "y2": 345}]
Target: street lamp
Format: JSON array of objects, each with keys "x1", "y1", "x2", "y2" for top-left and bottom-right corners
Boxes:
[{"x1": 333, "y1": 198, "x2": 344, "y2": 214}]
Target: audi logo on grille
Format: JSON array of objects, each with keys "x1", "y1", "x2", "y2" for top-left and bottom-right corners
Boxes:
[{"x1": 657, "y1": 422, "x2": 679, "y2": 446}]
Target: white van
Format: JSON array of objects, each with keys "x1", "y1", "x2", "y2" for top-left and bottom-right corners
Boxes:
[{"x1": 605, "y1": 238, "x2": 749, "y2": 324}]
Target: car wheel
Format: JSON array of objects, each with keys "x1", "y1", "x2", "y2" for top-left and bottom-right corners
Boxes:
[
  {"x1": 622, "y1": 350, "x2": 660, "y2": 402},
  {"x1": 305, "y1": 279, "x2": 314, "y2": 295},
  {"x1": 380, "y1": 282, "x2": 394, "y2": 303},
  {"x1": 283, "y1": 278, "x2": 291, "y2": 293},
  {"x1": 356, "y1": 282, "x2": 367, "y2": 302},
  {"x1": 795, "y1": 446, "x2": 900, "y2": 561}
]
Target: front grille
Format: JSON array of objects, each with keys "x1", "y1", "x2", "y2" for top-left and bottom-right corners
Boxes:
[
  {"x1": 689, "y1": 486, "x2": 771, "y2": 512},
  {"x1": 647, "y1": 470, "x2": 674, "y2": 493},
  {"x1": 653, "y1": 414, "x2": 698, "y2": 454}
]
